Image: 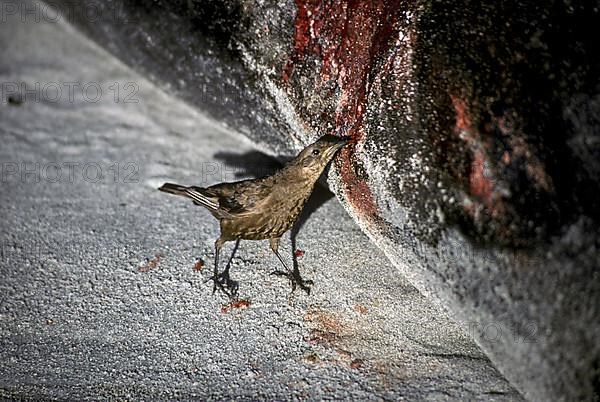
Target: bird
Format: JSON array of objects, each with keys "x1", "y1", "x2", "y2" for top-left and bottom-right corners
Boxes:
[{"x1": 158, "y1": 134, "x2": 350, "y2": 297}]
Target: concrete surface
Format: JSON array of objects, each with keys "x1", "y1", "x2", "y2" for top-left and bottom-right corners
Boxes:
[
  {"x1": 39, "y1": 1, "x2": 600, "y2": 400},
  {"x1": 0, "y1": 5, "x2": 520, "y2": 401}
]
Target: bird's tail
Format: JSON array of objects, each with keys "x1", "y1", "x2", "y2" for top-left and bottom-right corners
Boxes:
[
  {"x1": 158, "y1": 182, "x2": 222, "y2": 214},
  {"x1": 158, "y1": 182, "x2": 189, "y2": 197}
]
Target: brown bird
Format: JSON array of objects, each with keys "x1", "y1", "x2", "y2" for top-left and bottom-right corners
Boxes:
[{"x1": 159, "y1": 134, "x2": 350, "y2": 296}]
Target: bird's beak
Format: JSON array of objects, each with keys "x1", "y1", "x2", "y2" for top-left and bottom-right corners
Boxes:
[
  {"x1": 332, "y1": 136, "x2": 351, "y2": 152},
  {"x1": 323, "y1": 136, "x2": 350, "y2": 160}
]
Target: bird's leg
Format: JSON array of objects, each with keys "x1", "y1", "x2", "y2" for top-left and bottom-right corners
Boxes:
[
  {"x1": 269, "y1": 238, "x2": 291, "y2": 276},
  {"x1": 221, "y1": 239, "x2": 240, "y2": 295},
  {"x1": 214, "y1": 238, "x2": 222, "y2": 283},
  {"x1": 269, "y1": 238, "x2": 313, "y2": 294},
  {"x1": 205, "y1": 237, "x2": 238, "y2": 299}
]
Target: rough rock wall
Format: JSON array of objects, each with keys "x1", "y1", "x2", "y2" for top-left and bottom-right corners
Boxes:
[{"x1": 46, "y1": 0, "x2": 600, "y2": 400}]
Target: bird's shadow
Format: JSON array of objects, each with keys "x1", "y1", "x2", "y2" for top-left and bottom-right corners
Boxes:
[
  {"x1": 213, "y1": 150, "x2": 291, "y2": 180},
  {"x1": 214, "y1": 151, "x2": 334, "y2": 290}
]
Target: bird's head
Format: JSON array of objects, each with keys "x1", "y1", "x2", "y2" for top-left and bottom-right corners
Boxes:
[{"x1": 291, "y1": 135, "x2": 351, "y2": 179}]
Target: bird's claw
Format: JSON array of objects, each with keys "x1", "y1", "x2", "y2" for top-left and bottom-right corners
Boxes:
[
  {"x1": 205, "y1": 271, "x2": 239, "y2": 299},
  {"x1": 270, "y1": 269, "x2": 313, "y2": 295}
]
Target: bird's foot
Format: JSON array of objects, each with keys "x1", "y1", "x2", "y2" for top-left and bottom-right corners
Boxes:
[
  {"x1": 270, "y1": 269, "x2": 313, "y2": 295},
  {"x1": 205, "y1": 271, "x2": 239, "y2": 299}
]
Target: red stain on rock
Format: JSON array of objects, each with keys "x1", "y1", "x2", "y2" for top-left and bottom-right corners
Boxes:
[
  {"x1": 284, "y1": 1, "x2": 409, "y2": 220},
  {"x1": 282, "y1": 0, "x2": 320, "y2": 83},
  {"x1": 452, "y1": 97, "x2": 472, "y2": 133},
  {"x1": 451, "y1": 96, "x2": 503, "y2": 217},
  {"x1": 501, "y1": 129, "x2": 553, "y2": 193},
  {"x1": 469, "y1": 152, "x2": 495, "y2": 203},
  {"x1": 339, "y1": 163, "x2": 379, "y2": 219},
  {"x1": 451, "y1": 96, "x2": 554, "y2": 221}
]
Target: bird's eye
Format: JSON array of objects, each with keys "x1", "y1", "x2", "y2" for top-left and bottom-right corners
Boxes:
[{"x1": 312, "y1": 149, "x2": 320, "y2": 156}]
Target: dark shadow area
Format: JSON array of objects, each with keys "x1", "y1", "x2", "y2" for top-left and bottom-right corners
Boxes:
[
  {"x1": 289, "y1": 184, "x2": 334, "y2": 283},
  {"x1": 213, "y1": 150, "x2": 335, "y2": 291},
  {"x1": 416, "y1": 2, "x2": 600, "y2": 248},
  {"x1": 213, "y1": 150, "x2": 288, "y2": 179}
]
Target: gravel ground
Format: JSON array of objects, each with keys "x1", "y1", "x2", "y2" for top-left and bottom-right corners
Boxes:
[{"x1": 0, "y1": 7, "x2": 520, "y2": 400}]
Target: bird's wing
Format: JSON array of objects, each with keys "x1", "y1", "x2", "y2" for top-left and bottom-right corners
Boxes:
[
  {"x1": 186, "y1": 186, "x2": 236, "y2": 219},
  {"x1": 206, "y1": 179, "x2": 274, "y2": 217},
  {"x1": 185, "y1": 186, "x2": 220, "y2": 210}
]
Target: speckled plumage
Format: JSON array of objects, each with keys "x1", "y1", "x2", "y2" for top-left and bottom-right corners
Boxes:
[{"x1": 159, "y1": 134, "x2": 349, "y2": 295}]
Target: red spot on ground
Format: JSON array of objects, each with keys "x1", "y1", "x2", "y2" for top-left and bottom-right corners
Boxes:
[
  {"x1": 138, "y1": 253, "x2": 162, "y2": 273},
  {"x1": 193, "y1": 258, "x2": 205, "y2": 272},
  {"x1": 294, "y1": 249, "x2": 305, "y2": 257},
  {"x1": 221, "y1": 299, "x2": 251, "y2": 314},
  {"x1": 353, "y1": 304, "x2": 368, "y2": 314},
  {"x1": 350, "y1": 359, "x2": 364, "y2": 369}
]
